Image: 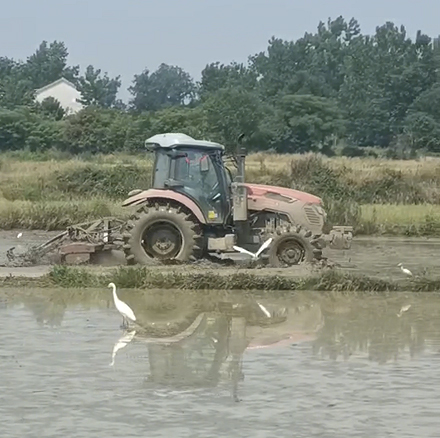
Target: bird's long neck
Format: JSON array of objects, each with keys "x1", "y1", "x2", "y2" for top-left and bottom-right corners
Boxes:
[{"x1": 111, "y1": 286, "x2": 118, "y2": 302}]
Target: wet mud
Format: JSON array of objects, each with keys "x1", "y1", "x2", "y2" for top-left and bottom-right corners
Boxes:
[{"x1": 0, "y1": 230, "x2": 439, "y2": 282}]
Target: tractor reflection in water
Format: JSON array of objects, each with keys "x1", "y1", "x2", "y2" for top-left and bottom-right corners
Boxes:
[
  {"x1": 22, "y1": 294, "x2": 67, "y2": 328},
  {"x1": 126, "y1": 298, "x2": 324, "y2": 401}
]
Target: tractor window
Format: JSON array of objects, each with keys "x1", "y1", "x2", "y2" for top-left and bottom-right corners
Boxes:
[
  {"x1": 173, "y1": 149, "x2": 225, "y2": 223},
  {"x1": 175, "y1": 151, "x2": 218, "y2": 191},
  {"x1": 152, "y1": 152, "x2": 169, "y2": 188}
]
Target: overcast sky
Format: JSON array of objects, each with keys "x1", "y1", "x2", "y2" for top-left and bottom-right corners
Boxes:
[{"x1": 1, "y1": 0, "x2": 439, "y2": 101}]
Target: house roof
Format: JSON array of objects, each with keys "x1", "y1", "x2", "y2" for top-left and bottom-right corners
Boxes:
[{"x1": 35, "y1": 77, "x2": 79, "y2": 94}]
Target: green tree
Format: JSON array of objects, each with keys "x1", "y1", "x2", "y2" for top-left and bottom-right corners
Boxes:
[
  {"x1": 0, "y1": 57, "x2": 17, "y2": 79},
  {"x1": 125, "y1": 106, "x2": 210, "y2": 152},
  {"x1": 340, "y1": 23, "x2": 435, "y2": 146},
  {"x1": 77, "y1": 65, "x2": 122, "y2": 108},
  {"x1": 0, "y1": 76, "x2": 35, "y2": 108},
  {"x1": 267, "y1": 94, "x2": 345, "y2": 153},
  {"x1": 62, "y1": 107, "x2": 131, "y2": 154},
  {"x1": 198, "y1": 62, "x2": 257, "y2": 97},
  {"x1": 0, "y1": 107, "x2": 63, "y2": 151},
  {"x1": 35, "y1": 97, "x2": 66, "y2": 121},
  {"x1": 0, "y1": 58, "x2": 34, "y2": 108},
  {"x1": 250, "y1": 17, "x2": 359, "y2": 100},
  {"x1": 129, "y1": 63, "x2": 196, "y2": 112},
  {"x1": 200, "y1": 87, "x2": 270, "y2": 151},
  {"x1": 24, "y1": 41, "x2": 79, "y2": 89},
  {"x1": 404, "y1": 84, "x2": 440, "y2": 152}
]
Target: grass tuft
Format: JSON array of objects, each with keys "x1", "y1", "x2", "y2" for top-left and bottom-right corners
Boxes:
[{"x1": 8, "y1": 265, "x2": 439, "y2": 293}]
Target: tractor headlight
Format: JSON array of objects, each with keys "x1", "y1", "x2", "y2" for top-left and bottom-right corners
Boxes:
[
  {"x1": 315, "y1": 205, "x2": 325, "y2": 216},
  {"x1": 316, "y1": 205, "x2": 327, "y2": 222}
]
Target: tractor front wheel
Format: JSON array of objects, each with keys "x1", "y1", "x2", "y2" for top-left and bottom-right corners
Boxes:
[
  {"x1": 267, "y1": 227, "x2": 323, "y2": 267},
  {"x1": 123, "y1": 204, "x2": 203, "y2": 265}
]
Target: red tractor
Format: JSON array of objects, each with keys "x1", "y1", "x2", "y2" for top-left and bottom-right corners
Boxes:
[{"x1": 120, "y1": 133, "x2": 352, "y2": 267}]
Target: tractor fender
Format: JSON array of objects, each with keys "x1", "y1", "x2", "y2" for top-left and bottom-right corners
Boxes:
[{"x1": 122, "y1": 189, "x2": 207, "y2": 224}]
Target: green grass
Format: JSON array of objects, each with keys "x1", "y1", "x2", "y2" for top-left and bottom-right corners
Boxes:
[
  {"x1": 3, "y1": 265, "x2": 440, "y2": 293},
  {"x1": 357, "y1": 204, "x2": 440, "y2": 236}
]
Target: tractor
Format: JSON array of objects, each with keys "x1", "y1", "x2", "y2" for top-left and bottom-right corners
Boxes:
[{"x1": 120, "y1": 133, "x2": 353, "y2": 267}]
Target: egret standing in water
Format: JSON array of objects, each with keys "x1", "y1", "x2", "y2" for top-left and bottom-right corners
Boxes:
[
  {"x1": 397, "y1": 263, "x2": 413, "y2": 277},
  {"x1": 108, "y1": 282, "x2": 136, "y2": 329}
]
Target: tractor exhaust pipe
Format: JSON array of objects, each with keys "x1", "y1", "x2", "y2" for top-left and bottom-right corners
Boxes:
[
  {"x1": 235, "y1": 133, "x2": 246, "y2": 184},
  {"x1": 232, "y1": 134, "x2": 249, "y2": 244}
]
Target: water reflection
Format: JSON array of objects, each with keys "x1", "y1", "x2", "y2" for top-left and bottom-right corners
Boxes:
[
  {"x1": 3, "y1": 288, "x2": 440, "y2": 437},
  {"x1": 110, "y1": 330, "x2": 136, "y2": 367},
  {"x1": 21, "y1": 294, "x2": 67, "y2": 328},
  {"x1": 4, "y1": 288, "x2": 440, "y2": 390},
  {"x1": 107, "y1": 296, "x2": 316, "y2": 400},
  {"x1": 314, "y1": 296, "x2": 440, "y2": 364}
]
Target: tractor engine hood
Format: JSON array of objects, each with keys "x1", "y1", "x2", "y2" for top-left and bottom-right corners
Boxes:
[{"x1": 244, "y1": 183, "x2": 322, "y2": 205}]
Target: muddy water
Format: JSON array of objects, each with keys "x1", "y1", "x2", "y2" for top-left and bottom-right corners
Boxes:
[
  {"x1": 328, "y1": 236, "x2": 440, "y2": 280},
  {"x1": 1, "y1": 288, "x2": 440, "y2": 437}
]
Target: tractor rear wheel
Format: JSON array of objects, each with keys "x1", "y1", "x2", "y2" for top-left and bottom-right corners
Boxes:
[
  {"x1": 267, "y1": 226, "x2": 323, "y2": 267},
  {"x1": 123, "y1": 203, "x2": 203, "y2": 265}
]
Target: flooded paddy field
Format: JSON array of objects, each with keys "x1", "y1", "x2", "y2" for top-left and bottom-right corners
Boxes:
[
  {"x1": 1, "y1": 288, "x2": 440, "y2": 437},
  {"x1": 1, "y1": 230, "x2": 439, "y2": 282}
]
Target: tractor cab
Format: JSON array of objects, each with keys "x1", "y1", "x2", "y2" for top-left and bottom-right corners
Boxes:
[{"x1": 146, "y1": 133, "x2": 232, "y2": 224}]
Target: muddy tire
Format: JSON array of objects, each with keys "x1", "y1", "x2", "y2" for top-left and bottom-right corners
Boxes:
[
  {"x1": 123, "y1": 203, "x2": 203, "y2": 265},
  {"x1": 267, "y1": 226, "x2": 323, "y2": 267}
]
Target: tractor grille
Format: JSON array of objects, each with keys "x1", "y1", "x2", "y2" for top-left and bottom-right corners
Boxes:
[{"x1": 304, "y1": 205, "x2": 322, "y2": 226}]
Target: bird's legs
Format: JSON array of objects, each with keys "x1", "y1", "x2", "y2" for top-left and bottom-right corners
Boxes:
[{"x1": 120, "y1": 316, "x2": 128, "y2": 330}]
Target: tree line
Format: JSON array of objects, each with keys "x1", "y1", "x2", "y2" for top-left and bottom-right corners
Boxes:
[{"x1": 1, "y1": 16, "x2": 440, "y2": 156}]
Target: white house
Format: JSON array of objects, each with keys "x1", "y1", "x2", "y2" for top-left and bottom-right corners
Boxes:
[{"x1": 34, "y1": 77, "x2": 84, "y2": 114}]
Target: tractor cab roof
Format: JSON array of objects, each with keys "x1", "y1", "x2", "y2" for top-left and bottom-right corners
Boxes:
[{"x1": 145, "y1": 133, "x2": 225, "y2": 151}]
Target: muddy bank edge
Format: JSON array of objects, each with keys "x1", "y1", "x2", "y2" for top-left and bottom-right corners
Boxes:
[{"x1": 1, "y1": 265, "x2": 440, "y2": 293}]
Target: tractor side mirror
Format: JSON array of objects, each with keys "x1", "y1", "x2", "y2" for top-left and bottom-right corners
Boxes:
[{"x1": 199, "y1": 156, "x2": 210, "y2": 173}]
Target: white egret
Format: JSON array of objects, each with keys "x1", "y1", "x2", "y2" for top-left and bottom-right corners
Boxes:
[
  {"x1": 109, "y1": 330, "x2": 136, "y2": 366},
  {"x1": 17, "y1": 232, "x2": 23, "y2": 239},
  {"x1": 397, "y1": 304, "x2": 412, "y2": 318},
  {"x1": 233, "y1": 237, "x2": 273, "y2": 260},
  {"x1": 257, "y1": 302, "x2": 271, "y2": 318},
  {"x1": 108, "y1": 282, "x2": 136, "y2": 329},
  {"x1": 397, "y1": 263, "x2": 413, "y2": 277}
]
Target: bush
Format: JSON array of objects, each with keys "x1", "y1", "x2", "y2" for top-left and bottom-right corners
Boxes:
[
  {"x1": 62, "y1": 107, "x2": 132, "y2": 154},
  {"x1": 54, "y1": 164, "x2": 153, "y2": 199},
  {"x1": 0, "y1": 107, "x2": 64, "y2": 152}
]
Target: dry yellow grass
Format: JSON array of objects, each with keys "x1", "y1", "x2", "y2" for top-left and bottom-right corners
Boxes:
[
  {"x1": 247, "y1": 153, "x2": 440, "y2": 185},
  {"x1": 0, "y1": 198, "x2": 128, "y2": 230},
  {"x1": 0, "y1": 155, "x2": 150, "y2": 183},
  {"x1": 2, "y1": 151, "x2": 440, "y2": 186},
  {"x1": 1, "y1": 151, "x2": 440, "y2": 233}
]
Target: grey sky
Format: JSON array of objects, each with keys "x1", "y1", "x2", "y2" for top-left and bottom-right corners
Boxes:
[{"x1": 1, "y1": 0, "x2": 439, "y2": 101}]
